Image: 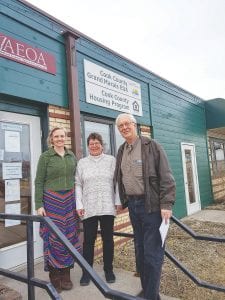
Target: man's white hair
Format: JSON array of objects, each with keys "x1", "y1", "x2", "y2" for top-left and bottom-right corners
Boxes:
[{"x1": 115, "y1": 113, "x2": 137, "y2": 126}]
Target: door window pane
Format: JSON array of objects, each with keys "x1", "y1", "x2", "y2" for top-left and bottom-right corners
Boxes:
[
  {"x1": 184, "y1": 149, "x2": 196, "y2": 204},
  {"x1": 0, "y1": 122, "x2": 31, "y2": 248},
  {"x1": 84, "y1": 121, "x2": 111, "y2": 155},
  {"x1": 210, "y1": 139, "x2": 225, "y2": 177}
]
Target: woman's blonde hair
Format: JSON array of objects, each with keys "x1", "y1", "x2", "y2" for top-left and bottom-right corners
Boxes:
[{"x1": 48, "y1": 127, "x2": 67, "y2": 147}]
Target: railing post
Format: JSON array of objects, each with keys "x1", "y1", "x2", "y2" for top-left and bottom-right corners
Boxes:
[{"x1": 27, "y1": 219, "x2": 35, "y2": 300}]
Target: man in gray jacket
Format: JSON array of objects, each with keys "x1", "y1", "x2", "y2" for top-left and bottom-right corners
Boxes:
[{"x1": 114, "y1": 113, "x2": 176, "y2": 300}]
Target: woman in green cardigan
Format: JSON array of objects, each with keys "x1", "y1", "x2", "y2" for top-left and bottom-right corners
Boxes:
[{"x1": 35, "y1": 127, "x2": 81, "y2": 293}]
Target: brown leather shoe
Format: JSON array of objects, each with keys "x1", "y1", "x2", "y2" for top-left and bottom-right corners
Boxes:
[
  {"x1": 61, "y1": 267, "x2": 73, "y2": 290},
  {"x1": 49, "y1": 267, "x2": 62, "y2": 293}
]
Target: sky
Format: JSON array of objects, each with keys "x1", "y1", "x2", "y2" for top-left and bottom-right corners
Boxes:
[{"x1": 26, "y1": 0, "x2": 225, "y2": 100}]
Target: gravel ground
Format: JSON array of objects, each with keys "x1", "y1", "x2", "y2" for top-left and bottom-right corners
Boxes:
[
  {"x1": 97, "y1": 202, "x2": 225, "y2": 300},
  {"x1": 161, "y1": 218, "x2": 225, "y2": 300}
]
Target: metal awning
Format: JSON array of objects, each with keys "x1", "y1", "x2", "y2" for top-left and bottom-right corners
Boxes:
[{"x1": 205, "y1": 98, "x2": 225, "y2": 129}]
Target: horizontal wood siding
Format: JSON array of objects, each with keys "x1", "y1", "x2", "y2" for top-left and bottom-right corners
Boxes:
[
  {"x1": 0, "y1": 94, "x2": 46, "y2": 116},
  {"x1": 76, "y1": 38, "x2": 151, "y2": 125},
  {"x1": 0, "y1": 0, "x2": 68, "y2": 107},
  {"x1": 75, "y1": 37, "x2": 213, "y2": 217},
  {"x1": 1, "y1": 0, "x2": 214, "y2": 219},
  {"x1": 150, "y1": 83, "x2": 213, "y2": 218}
]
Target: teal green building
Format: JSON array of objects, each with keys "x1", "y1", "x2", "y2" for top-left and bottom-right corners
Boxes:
[{"x1": 0, "y1": 0, "x2": 225, "y2": 269}]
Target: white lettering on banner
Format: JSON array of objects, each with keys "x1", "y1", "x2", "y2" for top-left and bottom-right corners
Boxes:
[
  {"x1": 0, "y1": 33, "x2": 56, "y2": 74},
  {"x1": 3, "y1": 38, "x2": 14, "y2": 53},
  {"x1": 0, "y1": 36, "x2": 47, "y2": 69},
  {"x1": 26, "y1": 48, "x2": 37, "y2": 61},
  {"x1": 37, "y1": 52, "x2": 47, "y2": 66},
  {"x1": 16, "y1": 43, "x2": 25, "y2": 58},
  {"x1": 84, "y1": 59, "x2": 142, "y2": 116}
]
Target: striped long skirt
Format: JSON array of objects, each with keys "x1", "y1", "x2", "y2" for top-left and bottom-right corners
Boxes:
[{"x1": 40, "y1": 189, "x2": 81, "y2": 271}]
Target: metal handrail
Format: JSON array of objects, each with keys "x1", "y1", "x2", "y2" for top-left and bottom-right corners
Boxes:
[
  {"x1": 0, "y1": 213, "x2": 142, "y2": 300},
  {"x1": 165, "y1": 250, "x2": 225, "y2": 293},
  {"x1": 0, "y1": 213, "x2": 225, "y2": 298},
  {"x1": 109, "y1": 215, "x2": 225, "y2": 294},
  {"x1": 171, "y1": 215, "x2": 225, "y2": 242}
]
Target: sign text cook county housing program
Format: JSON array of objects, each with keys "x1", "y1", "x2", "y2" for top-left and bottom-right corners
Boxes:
[{"x1": 84, "y1": 60, "x2": 142, "y2": 116}]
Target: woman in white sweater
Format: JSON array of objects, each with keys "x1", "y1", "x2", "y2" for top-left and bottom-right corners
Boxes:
[{"x1": 75, "y1": 132, "x2": 121, "y2": 286}]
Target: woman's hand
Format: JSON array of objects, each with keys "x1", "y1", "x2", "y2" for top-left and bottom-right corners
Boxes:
[
  {"x1": 37, "y1": 207, "x2": 46, "y2": 216},
  {"x1": 115, "y1": 205, "x2": 123, "y2": 214},
  {"x1": 77, "y1": 209, "x2": 85, "y2": 217}
]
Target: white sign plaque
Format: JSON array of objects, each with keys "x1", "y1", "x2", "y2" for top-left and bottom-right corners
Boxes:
[
  {"x1": 2, "y1": 162, "x2": 22, "y2": 179},
  {"x1": 5, "y1": 179, "x2": 20, "y2": 202},
  {"x1": 84, "y1": 60, "x2": 142, "y2": 116},
  {"x1": 5, "y1": 203, "x2": 21, "y2": 227},
  {"x1": 5, "y1": 130, "x2": 20, "y2": 152}
]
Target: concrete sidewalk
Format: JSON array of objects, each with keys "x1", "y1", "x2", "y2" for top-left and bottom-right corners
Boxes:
[
  {"x1": 182, "y1": 209, "x2": 225, "y2": 224},
  {"x1": 0, "y1": 262, "x2": 178, "y2": 300}
]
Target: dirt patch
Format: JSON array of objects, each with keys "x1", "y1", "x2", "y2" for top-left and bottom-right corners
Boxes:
[
  {"x1": 205, "y1": 201, "x2": 225, "y2": 211},
  {"x1": 161, "y1": 218, "x2": 225, "y2": 300},
  {"x1": 0, "y1": 285, "x2": 22, "y2": 300},
  {"x1": 98, "y1": 202, "x2": 225, "y2": 300}
]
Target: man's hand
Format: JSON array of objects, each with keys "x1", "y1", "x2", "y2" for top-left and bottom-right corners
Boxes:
[{"x1": 161, "y1": 209, "x2": 172, "y2": 224}]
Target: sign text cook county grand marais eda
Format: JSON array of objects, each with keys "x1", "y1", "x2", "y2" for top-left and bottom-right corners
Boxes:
[{"x1": 84, "y1": 59, "x2": 142, "y2": 116}]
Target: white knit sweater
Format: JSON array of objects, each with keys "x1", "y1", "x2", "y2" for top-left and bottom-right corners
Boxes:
[{"x1": 75, "y1": 153, "x2": 121, "y2": 220}]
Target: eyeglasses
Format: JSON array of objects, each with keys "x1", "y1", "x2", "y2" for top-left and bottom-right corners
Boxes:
[
  {"x1": 89, "y1": 142, "x2": 101, "y2": 147},
  {"x1": 118, "y1": 121, "x2": 134, "y2": 130}
]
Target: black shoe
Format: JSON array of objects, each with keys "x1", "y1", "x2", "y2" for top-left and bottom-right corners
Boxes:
[
  {"x1": 80, "y1": 273, "x2": 90, "y2": 286},
  {"x1": 105, "y1": 271, "x2": 116, "y2": 283}
]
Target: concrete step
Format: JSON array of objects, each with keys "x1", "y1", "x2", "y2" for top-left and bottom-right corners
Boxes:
[{"x1": 0, "y1": 261, "x2": 179, "y2": 299}]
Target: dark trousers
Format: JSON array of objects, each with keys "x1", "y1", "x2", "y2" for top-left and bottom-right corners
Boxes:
[
  {"x1": 128, "y1": 198, "x2": 164, "y2": 300},
  {"x1": 82, "y1": 215, "x2": 115, "y2": 273}
]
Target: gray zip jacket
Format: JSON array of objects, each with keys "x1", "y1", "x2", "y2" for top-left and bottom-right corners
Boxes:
[{"x1": 113, "y1": 136, "x2": 176, "y2": 213}]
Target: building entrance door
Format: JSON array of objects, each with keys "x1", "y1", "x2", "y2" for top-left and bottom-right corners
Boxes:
[
  {"x1": 181, "y1": 143, "x2": 201, "y2": 215},
  {"x1": 0, "y1": 111, "x2": 43, "y2": 269}
]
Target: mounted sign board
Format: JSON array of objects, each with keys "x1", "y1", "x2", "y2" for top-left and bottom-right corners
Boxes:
[
  {"x1": 84, "y1": 59, "x2": 142, "y2": 116},
  {"x1": 0, "y1": 32, "x2": 56, "y2": 75}
]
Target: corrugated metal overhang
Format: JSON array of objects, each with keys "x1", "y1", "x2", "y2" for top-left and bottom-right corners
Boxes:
[{"x1": 205, "y1": 98, "x2": 225, "y2": 129}]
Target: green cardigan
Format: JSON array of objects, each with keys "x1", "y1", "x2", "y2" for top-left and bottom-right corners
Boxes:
[{"x1": 35, "y1": 147, "x2": 77, "y2": 209}]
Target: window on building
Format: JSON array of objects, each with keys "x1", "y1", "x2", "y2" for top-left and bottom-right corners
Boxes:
[
  {"x1": 81, "y1": 116, "x2": 115, "y2": 156},
  {"x1": 209, "y1": 138, "x2": 225, "y2": 177},
  {"x1": 83, "y1": 120, "x2": 112, "y2": 155},
  {"x1": 81, "y1": 115, "x2": 144, "y2": 157},
  {"x1": 115, "y1": 125, "x2": 125, "y2": 153}
]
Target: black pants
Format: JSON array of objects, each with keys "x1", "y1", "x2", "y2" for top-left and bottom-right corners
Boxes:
[{"x1": 82, "y1": 215, "x2": 115, "y2": 273}]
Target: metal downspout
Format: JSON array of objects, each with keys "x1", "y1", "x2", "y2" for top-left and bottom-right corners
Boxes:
[{"x1": 64, "y1": 32, "x2": 82, "y2": 159}]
